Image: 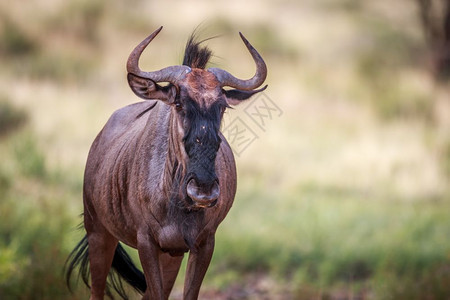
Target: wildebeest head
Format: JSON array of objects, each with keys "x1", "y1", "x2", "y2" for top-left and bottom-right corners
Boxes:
[{"x1": 127, "y1": 26, "x2": 267, "y2": 209}]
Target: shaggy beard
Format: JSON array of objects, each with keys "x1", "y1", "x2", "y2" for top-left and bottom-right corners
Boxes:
[{"x1": 167, "y1": 165, "x2": 205, "y2": 252}]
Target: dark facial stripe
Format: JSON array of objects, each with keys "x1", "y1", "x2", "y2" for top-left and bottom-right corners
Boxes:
[
  {"x1": 182, "y1": 97, "x2": 225, "y2": 184},
  {"x1": 183, "y1": 98, "x2": 224, "y2": 147}
]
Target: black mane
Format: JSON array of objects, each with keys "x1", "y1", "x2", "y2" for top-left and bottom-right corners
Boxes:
[{"x1": 182, "y1": 34, "x2": 213, "y2": 69}]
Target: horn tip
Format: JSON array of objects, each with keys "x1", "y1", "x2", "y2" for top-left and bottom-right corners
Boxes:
[
  {"x1": 151, "y1": 26, "x2": 164, "y2": 37},
  {"x1": 238, "y1": 32, "x2": 252, "y2": 49}
]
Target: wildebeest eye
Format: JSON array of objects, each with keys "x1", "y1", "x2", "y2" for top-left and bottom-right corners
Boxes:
[
  {"x1": 221, "y1": 104, "x2": 230, "y2": 115},
  {"x1": 175, "y1": 102, "x2": 183, "y2": 112}
]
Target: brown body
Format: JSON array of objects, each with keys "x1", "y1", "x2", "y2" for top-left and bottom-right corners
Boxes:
[
  {"x1": 84, "y1": 100, "x2": 236, "y2": 299},
  {"x1": 65, "y1": 26, "x2": 267, "y2": 300}
]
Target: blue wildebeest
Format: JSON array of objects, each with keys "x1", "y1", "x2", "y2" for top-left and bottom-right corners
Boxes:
[{"x1": 65, "y1": 26, "x2": 267, "y2": 299}]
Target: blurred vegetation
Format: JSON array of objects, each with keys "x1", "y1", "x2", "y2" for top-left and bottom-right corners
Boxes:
[
  {"x1": 0, "y1": 16, "x2": 38, "y2": 58},
  {"x1": 0, "y1": 0, "x2": 449, "y2": 299},
  {"x1": 210, "y1": 185, "x2": 450, "y2": 299},
  {"x1": 0, "y1": 101, "x2": 81, "y2": 299},
  {"x1": 416, "y1": 0, "x2": 450, "y2": 81},
  {"x1": 0, "y1": 3, "x2": 99, "y2": 83},
  {"x1": 354, "y1": 19, "x2": 433, "y2": 121},
  {"x1": 0, "y1": 96, "x2": 27, "y2": 138}
]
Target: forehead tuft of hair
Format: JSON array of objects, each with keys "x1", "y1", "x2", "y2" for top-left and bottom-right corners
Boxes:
[{"x1": 182, "y1": 33, "x2": 213, "y2": 69}]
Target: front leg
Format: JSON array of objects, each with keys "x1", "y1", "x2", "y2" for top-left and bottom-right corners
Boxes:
[
  {"x1": 137, "y1": 231, "x2": 165, "y2": 300},
  {"x1": 183, "y1": 236, "x2": 215, "y2": 300}
]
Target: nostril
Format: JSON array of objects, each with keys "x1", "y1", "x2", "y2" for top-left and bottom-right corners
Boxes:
[
  {"x1": 186, "y1": 179, "x2": 220, "y2": 207},
  {"x1": 186, "y1": 178, "x2": 198, "y2": 196}
]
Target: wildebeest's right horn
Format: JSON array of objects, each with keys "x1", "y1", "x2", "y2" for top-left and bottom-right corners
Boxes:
[
  {"x1": 127, "y1": 26, "x2": 191, "y2": 84},
  {"x1": 208, "y1": 32, "x2": 267, "y2": 91}
]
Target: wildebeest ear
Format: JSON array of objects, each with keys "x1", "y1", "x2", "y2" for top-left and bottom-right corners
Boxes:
[
  {"x1": 224, "y1": 85, "x2": 267, "y2": 106},
  {"x1": 127, "y1": 73, "x2": 177, "y2": 103}
]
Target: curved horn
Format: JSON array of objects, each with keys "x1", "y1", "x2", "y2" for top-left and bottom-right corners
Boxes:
[
  {"x1": 127, "y1": 26, "x2": 191, "y2": 83},
  {"x1": 208, "y1": 32, "x2": 267, "y2": 90}
]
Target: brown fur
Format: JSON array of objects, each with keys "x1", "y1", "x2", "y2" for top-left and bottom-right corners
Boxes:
[
  {"x1": 82, "y1": 101, "x2": 236, "y2": 299},
  {"x1": 185, "y1": 69, "x2": 220, "y2": 108},
  {"x1": 66, "y1": 28, "x2": 267, "y2": 300}
]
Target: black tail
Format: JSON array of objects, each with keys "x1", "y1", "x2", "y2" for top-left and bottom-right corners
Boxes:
[
  {"x1": 64, "y1": 235, "x2": 147, "y2": 299},
  {"x1": 110, "y1": 241, "x2": 147, "y2": 295}
]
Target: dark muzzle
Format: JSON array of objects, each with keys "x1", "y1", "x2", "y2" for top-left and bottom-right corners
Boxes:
[{"x1": 186, "y1": 178, "x2": 220, "y2": 208}]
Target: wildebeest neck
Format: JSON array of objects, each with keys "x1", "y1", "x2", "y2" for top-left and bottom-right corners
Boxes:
[
  {"x1": 162, "y1": 109, "x2": 208, "y2": 252},
  {"x1": 162, "y1": 110, "x2": 187, "y2": 203}
]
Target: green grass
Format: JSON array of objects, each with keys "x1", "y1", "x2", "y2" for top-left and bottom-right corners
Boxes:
[
  {"x1": 209, "y1": 183, "x2": 450, "y2": 298},
  {"x1": 0, "y1": 105, "x2": 84, "y2": 299}
]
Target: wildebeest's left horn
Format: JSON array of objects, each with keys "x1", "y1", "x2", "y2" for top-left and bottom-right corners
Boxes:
[
  {"x1": 208, "y1": 32, "x2": 267, "y2": 91},
  {"x1": 127, "y1": 26, "x2": 191, "y2": 84}
]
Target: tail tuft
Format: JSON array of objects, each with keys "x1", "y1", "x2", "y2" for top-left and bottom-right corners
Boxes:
[
  {"x1": 110, "y1": 243, "x2": 147, "y2": 296},
  {"x1": 64, "y1": 235, "x2": 147, "y2": 299},
  {"x1": 64, "y1": 235, "x2": 90, "y2": 292}
]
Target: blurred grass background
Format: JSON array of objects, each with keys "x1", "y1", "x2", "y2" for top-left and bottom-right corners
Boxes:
[{"x1": 0, "y1": 0, "x2": 449, "y2": 299}]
